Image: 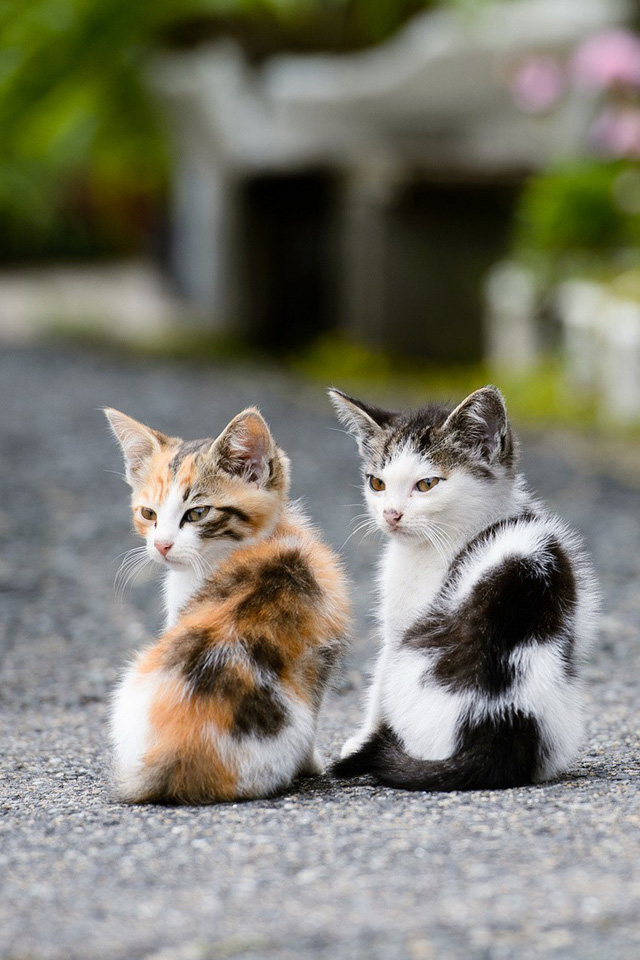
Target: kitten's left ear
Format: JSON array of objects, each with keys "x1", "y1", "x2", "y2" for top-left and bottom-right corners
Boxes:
[
  {"x1": 104, "y1": 408, "x2": 168, "y2": 486},
  {"x1": 213, "y1": 408, "x2": 275, "y2": 485},
  {"x1": 442, "y1": 386, "x2": 510, "y2": 463},
  {"x1": 328, "y1": 388, "x2": 394, "y2": 455}
]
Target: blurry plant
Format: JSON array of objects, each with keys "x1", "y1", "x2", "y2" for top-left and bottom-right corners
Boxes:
[
  {"x1": 572, "y1": 29, "x2": 640, "y2": 159},
  {"x1": 511, "y1": 26, "x2": 640, "y2": 284},
  {"x1": 516, "y1": 160, "x2": 640, "y2": 267},
  {"x1": 0, "y1": 0, "x2": 436, "y2": 262},
  {"x1": 509, "y1": 55, "x2": 566, "y2": 113},
  {"x1": 291, "y1": 334, "x2": 598, "y2": 430},
  {"x1": 0, "y1": 0, "x2": 179, "y2": 259},
  {"x1": 571, "y1": 29, "x2": 640, "y2": 93}
]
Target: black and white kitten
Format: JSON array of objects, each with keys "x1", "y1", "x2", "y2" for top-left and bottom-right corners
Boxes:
[{"x1": 330, "y1": 385, "x2": 599, "y2": 791}]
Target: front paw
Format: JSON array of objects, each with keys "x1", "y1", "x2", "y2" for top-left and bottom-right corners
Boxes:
[{"x1": 340, "y1": 731, "x2": 372, "y2": 759}]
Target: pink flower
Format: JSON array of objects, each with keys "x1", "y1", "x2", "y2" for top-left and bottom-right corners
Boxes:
[
  {"x1": 510, "y1": 55, "x2": 565, "y2": 112},
  {"x1": 589, "y1": 106, "x2": 640, "y2": 158},
  {"x1": 571, "y1": 30, "x2": 640, "y2": 91}
]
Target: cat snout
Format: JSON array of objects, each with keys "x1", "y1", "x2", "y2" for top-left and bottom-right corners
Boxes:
[
  {"x1": 154, "y1": 540, "x2": 174, "y2": 558},
  {"x1": 383, "y1": 509, "x2": 403, "y2": 528}
]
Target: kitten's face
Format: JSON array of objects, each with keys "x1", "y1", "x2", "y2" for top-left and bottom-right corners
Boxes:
[
  {"x1": 106, "y1": 407, "x2": 289, "y2": 573},
  {"x1": 330, "y1": 386, "x2": 517, "y2": 545},
  {"x1": 362, "y1": 446, "x2": 457, "y2": 540}
]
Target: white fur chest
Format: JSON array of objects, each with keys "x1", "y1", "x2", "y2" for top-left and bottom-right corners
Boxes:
[
  {"x1": 163, "y1": 568, "x2": 205, "y2": 629},
  {"x1": 379, "y1": 540, "x2": 449, "y2": 642}
]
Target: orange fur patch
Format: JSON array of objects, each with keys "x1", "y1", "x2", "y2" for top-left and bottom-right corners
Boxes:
[{"x1": 145, "y1": 675, "x2": 238, "y2": 802}]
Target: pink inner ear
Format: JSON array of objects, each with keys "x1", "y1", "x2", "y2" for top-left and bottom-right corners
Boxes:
[{"x1": 227, "y1": 417, "x2": 271, "y2": 482}]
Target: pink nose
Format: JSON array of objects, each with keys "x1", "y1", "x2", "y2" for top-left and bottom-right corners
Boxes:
[
  {"x1": 383, "y1": 509, "x2": 403, "y2": 528},
  {"x1": 155, "y1": 541, "x2": 173, "y2": 557}
]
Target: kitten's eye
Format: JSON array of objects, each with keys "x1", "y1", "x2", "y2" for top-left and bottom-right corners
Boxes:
[
  {"x1": 140, "y1": 507, "x2": 157, "y2": 522},
  {"x1": 415, "y1": 478, "x2": 440, "y2": 493},
  {"x1": 182, "y1": 506, "x2": 210, "y2": 523},
  {"x1": 368, "y1": 476, "x2": 385, "y2": 492}
]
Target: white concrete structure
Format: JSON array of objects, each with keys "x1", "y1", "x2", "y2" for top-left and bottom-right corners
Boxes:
[
  {"x1": 556, "y1": 280, "x2": 640, "y2": 424},
  {"x1": 152, "y1": 0, "x2": 630, "y2": 337},
  {"x1": 0, "y1": 261, "x2": 188, "y2": 344},
  {"x1": 484, "y1": 261, "x2": 540, "y2": 371}
]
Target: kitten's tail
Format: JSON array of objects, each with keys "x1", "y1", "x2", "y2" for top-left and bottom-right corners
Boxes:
[{"x1": 331, "y1": 714, "x2": 540, "y2": 791}]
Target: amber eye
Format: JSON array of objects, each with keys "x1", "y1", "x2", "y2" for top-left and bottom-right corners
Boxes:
[
  {"x1": 415, "y1": 478, "x2": 440, "y2": 493},
  {"x1": 183, "y1": 505, "x2": 210, "y2": 524},
  {"x1": 140, "y1": 507, "x2": 157, "y2": 522},
  {"x1": 368, "y1": 476, "x2": 386, "y2": 492}
]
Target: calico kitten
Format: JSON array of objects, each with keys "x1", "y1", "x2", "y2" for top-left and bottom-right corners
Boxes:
[
  {"x1": 105, "y1": 406, "x2": 349, "y2": 804},
  {"x1": 329, "y1": 385, "x2": 599, "y2": 791}
]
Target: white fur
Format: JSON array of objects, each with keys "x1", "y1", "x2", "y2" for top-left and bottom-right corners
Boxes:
[
  {"x1": 383, "y1": 648, "x2": 463, "y2": 760},
  {"x1": 215, "y1": 692, "x2": 318, "y2": 798},
  {"x1": 163, "y1": 567, "x2": 205, "y2": 629},
  {"x1": 109, "y1": 658, "x2": 162, "y2": 799},
  {"x1": 512, "y1": 645, "x2": 585, "y2": 780}
]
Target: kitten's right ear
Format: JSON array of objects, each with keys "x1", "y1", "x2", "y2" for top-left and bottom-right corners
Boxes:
[
  {"x1": 104, "y1": 408, "x2": 166, "y2": 486},
  {"x1": 328, "y1": 389, "x2": 393, "y2": 454},
  {"x1": 212, "y1": 407, "x2": 276, "y2": 486}
]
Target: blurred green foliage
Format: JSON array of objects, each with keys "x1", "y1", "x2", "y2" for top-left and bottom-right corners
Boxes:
[
  {"x1": 291, "y1": 333, "x2": 600, "y2": 429},
  {"x1": 0, "y1": 0, "x2": 436, "y2": 262},
  {"x1": 514, "y1": 160, "x2": 640, "y2": 284}
]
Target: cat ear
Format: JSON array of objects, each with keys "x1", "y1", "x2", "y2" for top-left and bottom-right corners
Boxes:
[
  {"x1": 328, "y1": 389, "x2": 393, "y2": 454},
  {"x1": 213, "y1": 408, "x2": 274, "y2": 485},
  {"x1": 104, "y1": 408, "x2": 167, "y2": 486},
  {"x1": 442, "y1": 386, "x2": 509, "y2": 463}
]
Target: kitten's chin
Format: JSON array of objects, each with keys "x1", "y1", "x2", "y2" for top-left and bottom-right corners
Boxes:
[
  {"x1": 380, "y1": 523, "x2": 413, "y2": 540},
  {"x1": 150, "y1": 552, "x2": 190, "y2": 570}
]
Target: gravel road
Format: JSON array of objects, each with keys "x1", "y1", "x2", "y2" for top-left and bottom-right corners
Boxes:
[{"x1": 1, "y1": 345, "x2": 639, "y2": 960}]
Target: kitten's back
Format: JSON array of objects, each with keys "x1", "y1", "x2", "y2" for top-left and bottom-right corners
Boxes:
[
  {"x1": 334, "y1": 508, "x2": 598, "y2": 790},
  {"x1": 112, "y1": 508, "x2": 349, "y2": 804}
]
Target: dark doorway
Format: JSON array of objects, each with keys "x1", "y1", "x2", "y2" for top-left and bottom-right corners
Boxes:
[
  {"x1": 384, "y1": 178, "x2": 521, "y2": 363},
  {"x1": 240, "y1": 172, "x2": 337, "y2": 351}
]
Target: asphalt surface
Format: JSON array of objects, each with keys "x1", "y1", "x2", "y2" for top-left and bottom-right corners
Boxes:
[{"x1": 2, "y1": 345, "x2": 640, "y2": 960}]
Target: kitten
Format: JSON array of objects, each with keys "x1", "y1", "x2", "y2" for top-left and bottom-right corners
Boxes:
[
  {"x1": 105, "y1": 406, "x2": 349, "y2": 803},
  {"x1": 329, "y1": 386, "x2": 599, "y2": 791}
]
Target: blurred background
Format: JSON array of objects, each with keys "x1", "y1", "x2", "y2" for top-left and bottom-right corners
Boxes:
[{"x1": 2, "y1": 0, "x2": 640, "y2": 427}]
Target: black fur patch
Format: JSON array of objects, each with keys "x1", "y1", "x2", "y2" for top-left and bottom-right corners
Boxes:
[
  {"x1": 169, "y1": 439, "x2": 211, "y2": 473},
  {"x1": 196, "y1": 505, "x2": 250, "y2": 540},
  {"x1": 166, "y1": 627, "x2": 289, "y2": 738},
  {"x1": 207, "y1": 564, "x2": 254, "y2": 602},
  {"x1": 166, "y1": 627, "x2": 231, "y2": 697},
  {"x1": 251, "y1": 636, "x2": 285, "y2": 676},
  {"x1": 217, "y1": 505, "x2": 250, "y2": 522},
  {"x1": 374, "y1": 405, "x2": 450, "y2": 468},
  {"x1": 405, "y1": 535, "x2": 577, "y2": 696},
  {"x1": 198, "y1": 515, "x2": 243, "y2": 540},
  {"x1": 331, "y1": 711, "x2": 541, "y2": 791},
  {"x1": 230, "y1": 684, "x2": 288, "y2": 739},
  {"x1": 236, "y1": 551, "x2": 320, "y2": 619}
]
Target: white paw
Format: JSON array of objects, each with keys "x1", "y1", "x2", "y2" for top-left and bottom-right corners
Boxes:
[{"x1": 340, "y1": 731, "x2": 372, "y2": 759}]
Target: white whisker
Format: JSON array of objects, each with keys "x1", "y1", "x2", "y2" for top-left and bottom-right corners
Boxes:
[{"x1": 340, "y1": 517, "x2": 379, "y2": 551}]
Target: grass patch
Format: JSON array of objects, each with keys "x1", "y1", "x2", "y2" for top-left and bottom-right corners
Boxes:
[{"x1": 290, "y1": 334, "x2": 603, "y2": 431}]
